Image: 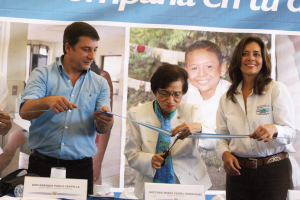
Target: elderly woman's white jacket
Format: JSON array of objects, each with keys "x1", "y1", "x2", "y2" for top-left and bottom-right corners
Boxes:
[{"x1": 124, "y1": 101, "x2": 219, "y2": 199}]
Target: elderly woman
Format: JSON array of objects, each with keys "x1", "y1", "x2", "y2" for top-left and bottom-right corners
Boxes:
[
  {"x1": 216, "y1": 37, "x2": 295, "y2": 199},
  {"x1": 124, "y1": 64, "x2": 219, "y2": 199}
]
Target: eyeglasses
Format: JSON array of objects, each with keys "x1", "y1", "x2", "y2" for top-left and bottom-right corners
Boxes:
[{"x1": 157, "y1": 90, "x2": 183, "y2": 99}]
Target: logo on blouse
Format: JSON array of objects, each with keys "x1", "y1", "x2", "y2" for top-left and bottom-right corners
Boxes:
[{"x1": 256, "y1": 104, "x2": 270, "y2": 115}]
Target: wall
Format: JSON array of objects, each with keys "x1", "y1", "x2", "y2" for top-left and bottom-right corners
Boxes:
[
  {"x1": 54, "y1": 42, "x2": 63, "y2": 60},
  {"x1": 27, "y1": 40, "x2": 62, "y2": 64},
  {"x1": 96, "y1": 35, "x2": 126, "y2": 97},
  {"x1": 6, "y1": 23, "x2": 28, "y2": 110}
]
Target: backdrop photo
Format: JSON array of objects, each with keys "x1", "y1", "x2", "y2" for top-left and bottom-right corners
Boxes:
[{"x1": 125, "y1": 27, "x2": 271, "y2": 190}]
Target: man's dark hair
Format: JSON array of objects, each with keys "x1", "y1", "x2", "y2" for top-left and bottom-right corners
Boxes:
[
  {"x1": 63, "y1": 22, "x2": 100, "y2": 54},
  {"x1": 151, "y1": 64, "x2": 188, "y2": 95},
  {"x1": 185, "y1": 40, "x2": 223, "y2": 65}
]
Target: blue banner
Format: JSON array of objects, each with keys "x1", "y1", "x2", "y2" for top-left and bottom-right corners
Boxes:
[{"x1": 0, "y1": 0, "x2": 300, "y2": 31}]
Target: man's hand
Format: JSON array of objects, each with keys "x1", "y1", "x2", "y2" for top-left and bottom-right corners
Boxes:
[
  {"x1": 93, "y1": 106, "x2": 113, "y2": 133},
  {"x1": 222, "y1": 151, "x2": 241, "y2": 176},
  {"x1": 46, "y1": 96, "x2": 78, "y2": 114},
  {"x1": 151, "y1": 153, "x2": 165, "y2": 169},
  {"x1": 0, "y1": 110, "x2": 12, "y2": 136},
  {"x1": 20, "y1": 96, "x2": 78, "y2": 119},
  {"x1": 249, "y1": 124, "x2": 278, "y2": 142}
]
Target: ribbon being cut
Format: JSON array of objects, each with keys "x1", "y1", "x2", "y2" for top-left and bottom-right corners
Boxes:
[{"x1": 0, "y1": 108, "x2": 297, "y2": 141}]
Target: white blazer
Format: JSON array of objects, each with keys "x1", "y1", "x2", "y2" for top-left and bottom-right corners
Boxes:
[{"x1": 124, "y1": 101, "x2": 219, "y2": 199}]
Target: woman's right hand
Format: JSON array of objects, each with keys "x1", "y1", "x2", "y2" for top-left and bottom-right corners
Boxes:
[
  {"x1": 151, "y1": 153, "x2": 166, "y2": 169},
  {"x1": 222, "y1": 151, "x2": 241, "y2": 176}
]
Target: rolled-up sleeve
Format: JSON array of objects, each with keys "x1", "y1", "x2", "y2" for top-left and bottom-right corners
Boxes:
[
  {"x1": 20, "y1": 68, "x2": 47, "y2": 109},
  {"x1": 96, "y1": 78, "x2": 111, "y2": 111}
]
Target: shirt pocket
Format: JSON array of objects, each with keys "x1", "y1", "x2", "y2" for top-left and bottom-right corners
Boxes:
[{"x1": 79, "y1": 92, "x2": 98, "y2": 111}]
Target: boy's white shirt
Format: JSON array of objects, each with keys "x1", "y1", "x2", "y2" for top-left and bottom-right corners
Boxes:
[{"x1": 182, "y1": 79, "x2": 231, "y2": 130}]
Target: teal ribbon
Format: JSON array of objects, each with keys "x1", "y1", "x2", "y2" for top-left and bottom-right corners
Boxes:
[{"x1": 153, "y1": 100, "x2": 175, "y2": 184}]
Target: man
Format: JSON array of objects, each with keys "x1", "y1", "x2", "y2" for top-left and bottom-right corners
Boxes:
[{"x1": 20, "y1": 22, "x2": 113, "y2": 194}]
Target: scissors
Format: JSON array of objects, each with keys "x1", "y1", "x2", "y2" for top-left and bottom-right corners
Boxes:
[{"x1": 161, "y1": 134, "x2": 179, "y2": 167}]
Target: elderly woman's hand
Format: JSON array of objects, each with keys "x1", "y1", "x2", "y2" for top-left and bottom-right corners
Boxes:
[
  {"x1": 152, "y1": 153, "x2": 166, "y2": 169},
  {"x1": 171, "y1": 122, "x2": 202, "y2": 140}
]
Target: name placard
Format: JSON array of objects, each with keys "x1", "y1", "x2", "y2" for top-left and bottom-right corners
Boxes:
[
  {"x1": 144, "y1": 182, "x2": 205, "y2": 200},
  {"x1": 23, "y1": 177, "x2": 87, "y2": 200},
  {"x1": 287, "y1": 190, "x2": 300, "y2": 200}
]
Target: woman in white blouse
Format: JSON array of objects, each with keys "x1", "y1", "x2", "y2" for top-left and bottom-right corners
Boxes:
[{"x1": 216, "y1": 37, "x2": 295, "y2": 199}]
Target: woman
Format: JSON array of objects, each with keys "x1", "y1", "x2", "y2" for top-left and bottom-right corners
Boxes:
[
  {"x1": 124, "y1": 64, "x2": 219, "y2": 199},
  {"x1": 216, "y1": 37, "x2": 295, "y2": 199}
]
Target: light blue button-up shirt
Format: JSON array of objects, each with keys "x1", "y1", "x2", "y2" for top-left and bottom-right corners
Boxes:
[{"x1": 20, "y1": 56, "x2": 111, "y2": 160}]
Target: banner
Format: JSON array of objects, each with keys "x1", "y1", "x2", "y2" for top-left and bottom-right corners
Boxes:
[
  {"x1": 0, "y1": 0, "x2": 300, "y2": 195},
  {"x1": 0, "y1": 0, "x2": 300, "y2": 31}
]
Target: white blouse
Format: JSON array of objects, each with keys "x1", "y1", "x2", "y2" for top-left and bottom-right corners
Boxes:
[{"x1": 216, "y1": 80, "x2": 295, "y2": 159}]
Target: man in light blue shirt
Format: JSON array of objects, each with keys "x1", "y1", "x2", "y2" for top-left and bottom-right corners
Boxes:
[{"x1": 20, "y1": 22, "x2": 113, "y2": 195}]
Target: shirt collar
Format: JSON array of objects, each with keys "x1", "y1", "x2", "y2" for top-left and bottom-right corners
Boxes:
[
  {"x1": 237, "y1": 80, "x2": 268, "y2": 95},
  {"x1": 262, "y1": 83, "x2": 269, "y2": 94},
  {"x1": 58, "y1": 55, "x2": 64, "y2": 75},
  {"x1": 237, "y1": 81, "x2": 243, "y2": 94},
  {"x1": 237, "y1": 80, "x2": 254, "y2": 97}
]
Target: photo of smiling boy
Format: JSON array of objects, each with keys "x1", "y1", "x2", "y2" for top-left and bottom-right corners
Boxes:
[{"x1": 182, "y1": 40, "x2": 231, "y2": 130}]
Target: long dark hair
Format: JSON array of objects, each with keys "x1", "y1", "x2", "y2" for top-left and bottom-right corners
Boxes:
[{"x1": 226, "y1": 37, "x2": 272, "y2": 103}]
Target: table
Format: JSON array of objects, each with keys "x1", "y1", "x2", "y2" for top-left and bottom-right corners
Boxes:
[{"x1": 1, "y1": 193, "x2": 216, "y2": 200}]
